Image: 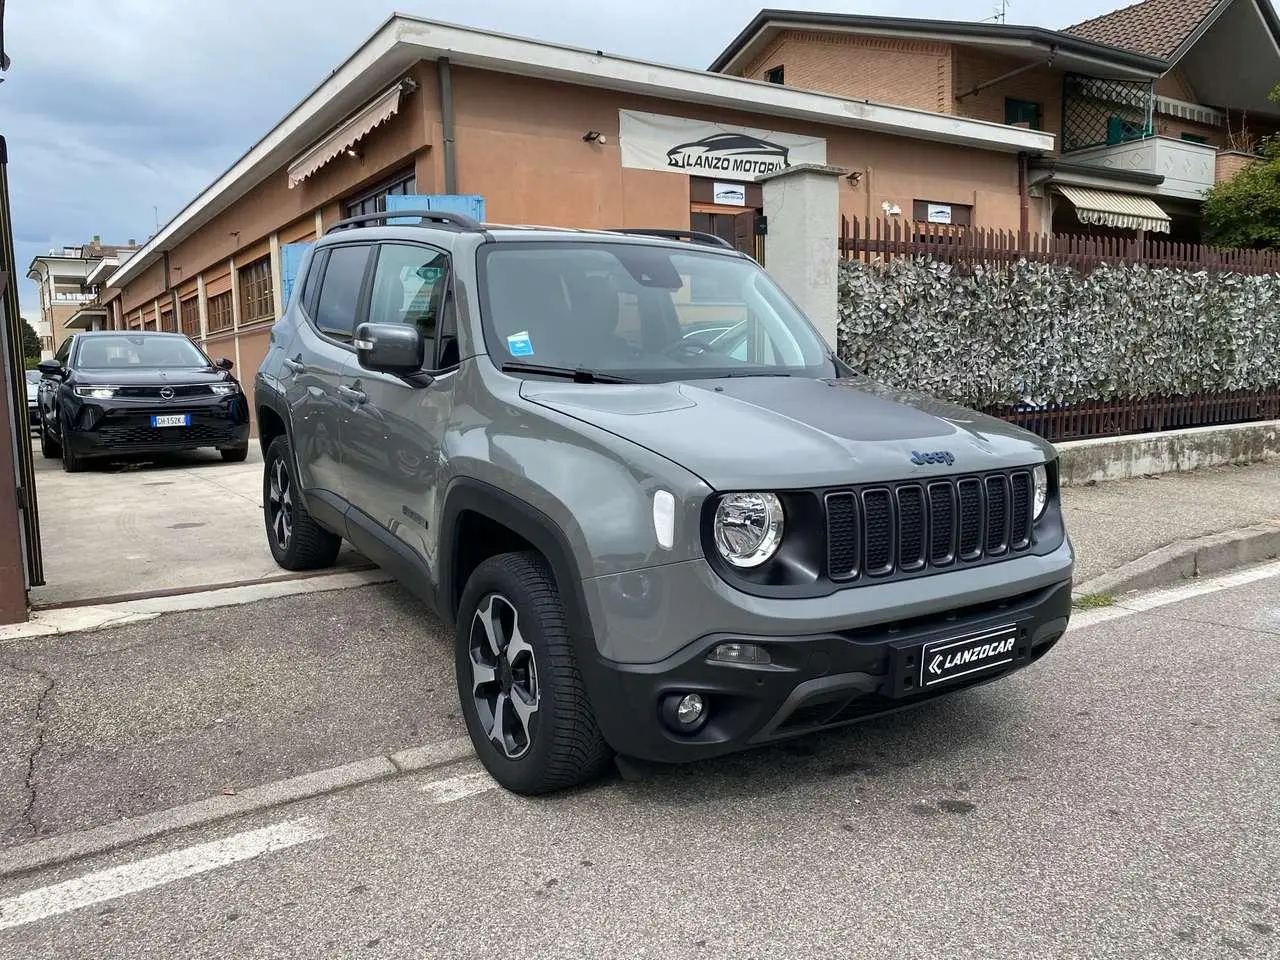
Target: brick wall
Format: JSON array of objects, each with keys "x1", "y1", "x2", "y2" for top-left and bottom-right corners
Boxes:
[
  {"x1": 1216, "y1": 151, "x2": 1258, "y2": 183},
  {"x1": 953, "y1": 49, "x2": 1063, "y2": 150},
  {"x1": 740, "y1": 31, "x2": 952, "y2": 114}
]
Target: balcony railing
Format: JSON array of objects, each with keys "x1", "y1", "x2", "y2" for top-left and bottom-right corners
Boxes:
[
  {"x1": 50, "y1": 293, "x2": 96, "y2": 304},
  {"x1": 1064, "y1": 136, "x2": 1218, "y2": 201}
]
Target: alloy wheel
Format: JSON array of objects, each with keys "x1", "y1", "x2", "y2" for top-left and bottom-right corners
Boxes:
[
  {"x1": 469, "y1": 593, "x2": 540, "y2": 760},
  {"x1": 268, "y1": 456, "x2": 294, "y2": 549}
]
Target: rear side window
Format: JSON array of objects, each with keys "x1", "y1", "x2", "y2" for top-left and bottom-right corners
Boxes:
[{"x1": 314, "y1": 244, "x2": 371, "y2": 341}]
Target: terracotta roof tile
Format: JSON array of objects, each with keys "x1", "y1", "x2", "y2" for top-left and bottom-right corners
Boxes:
[{"x1": 1062, "y1": 0, "x2": 1221, "y2": 59}]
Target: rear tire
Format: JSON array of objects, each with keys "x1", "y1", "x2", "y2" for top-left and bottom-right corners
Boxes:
[
  {"x1": 220, "y1": 444, "x2": 250, "y2": 463},
  {"x1": 263, "y1": 435, "x2": 341, "y2": 570},
  {"x1": 455, "y1": 550, "x2": 611, "y2": 795}
]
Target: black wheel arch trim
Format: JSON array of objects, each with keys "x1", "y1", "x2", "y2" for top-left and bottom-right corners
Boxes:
[
  {"x1": 254, "y1": 378, "x2": 294, "y2": 456},
  {"x1": 438, "y1": 477, "x2": 593, "y2": 646}
]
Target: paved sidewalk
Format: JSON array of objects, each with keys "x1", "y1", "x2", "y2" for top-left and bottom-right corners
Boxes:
[
  {"x1": 28, "y1": 445, "x2": 367, "y2": 609},
  {"x1": 1062, "y1": 459, "x2": 1280, "y2": 584}
]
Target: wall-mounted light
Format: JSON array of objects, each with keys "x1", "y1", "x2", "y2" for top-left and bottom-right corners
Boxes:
[
  {"x1": 845, "y1": 171, "x2": 863, "y2": 187},
  {"x1": 582, "y1": 130, "x2": 607, "y2": 144}
]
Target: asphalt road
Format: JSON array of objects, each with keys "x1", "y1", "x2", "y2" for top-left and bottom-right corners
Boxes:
[
  {"x1": 0, "y1": 584, "x2": 462, "y2": 844},
  {"x1": 2, "y1": 570, "x2": 1278, "y2": 959}
]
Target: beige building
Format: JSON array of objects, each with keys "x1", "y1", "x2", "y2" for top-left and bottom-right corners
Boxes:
[
  {"x1": 99, "y1": 13, "x2": 1050, "y2": 434},
  {"x1": 711, "y1": 0, "x2": 1280, "y2": 240},
  {"x1": 26, "y1": 238, "x2": 139, "y2": 355}
]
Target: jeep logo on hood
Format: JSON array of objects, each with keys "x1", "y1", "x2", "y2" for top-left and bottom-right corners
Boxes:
[
  {"x1": 666, "y1": 134, "x2": 790, "y2": 176},
  {"x1": 912, "y1": 450, "x2": 955, "y2": 466}
]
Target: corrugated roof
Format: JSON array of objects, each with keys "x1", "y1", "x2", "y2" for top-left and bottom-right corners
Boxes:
[{"x1": 1062, "y1": 0, "x2": 1222, "y2": 59}]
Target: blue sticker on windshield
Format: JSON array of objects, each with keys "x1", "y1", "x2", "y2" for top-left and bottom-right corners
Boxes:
[{"x1": 507, "y1": 331, "x2": 534, "y2": 357}]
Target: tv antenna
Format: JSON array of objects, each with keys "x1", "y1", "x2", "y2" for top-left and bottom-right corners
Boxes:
[{"x1": 981, "y1": 0, "x2": 1011, "y2": 22}]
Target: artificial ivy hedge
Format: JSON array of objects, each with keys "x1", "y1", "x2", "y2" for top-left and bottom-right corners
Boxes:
[{"x1": 836, "y1": 258, "x2": 1280, "y2": 408}]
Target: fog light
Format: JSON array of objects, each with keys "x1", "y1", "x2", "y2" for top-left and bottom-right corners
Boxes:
[
  {"x1": 676, "y1": 693, "x2": 704, "y2": 725},
  {"x1": 707, "y1": 641, "x2": 771, "y2": 666}
]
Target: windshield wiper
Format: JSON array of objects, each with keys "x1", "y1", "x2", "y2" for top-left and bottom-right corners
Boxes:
[{"x1": 500, "y1": 362, "x2": 636, "y2": 384}]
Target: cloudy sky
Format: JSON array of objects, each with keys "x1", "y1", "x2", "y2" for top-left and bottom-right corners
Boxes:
[{"x1": 5, "y1": 0, "x2": 1143, "y2": 316}]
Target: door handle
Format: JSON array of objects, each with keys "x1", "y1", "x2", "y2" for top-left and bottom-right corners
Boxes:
[
  {"x1": 338, "y1": 385, "x2": 367, "y2": 405},
  {"x1": 282, "y1": 357, "x2": 306, "y2": 375}
]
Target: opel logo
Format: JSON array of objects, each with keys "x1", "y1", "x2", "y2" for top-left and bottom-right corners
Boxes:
[{"x1": 160, "y1": 386, "x2": 175, "y2": 401}]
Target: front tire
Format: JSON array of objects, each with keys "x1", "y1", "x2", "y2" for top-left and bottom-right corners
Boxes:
[
  {"x1": 60, "y1": 432, "x2": 86, "y2": 473},
  {"x1": 455, "y1": 551, "x2": 611, "y2": 795},
  {"x1": 39, "y1": 422, "x2": 60, "y2": 459},
  {"x1": 263, "y1": 435, "x2": 341, "y2": 570}
]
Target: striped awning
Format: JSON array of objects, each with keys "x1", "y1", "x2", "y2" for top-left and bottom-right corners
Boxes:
[
  {"x1": 287, "y1": 82, "x2": 406, "y2": 188},
  {"x1": 1057, "y1": 186, "x2": 1171, "y2": 234}
]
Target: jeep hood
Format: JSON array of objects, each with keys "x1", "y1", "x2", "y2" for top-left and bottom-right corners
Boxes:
[{"x1": 519, "y1": 375, "x2": 1055, "y2": 490}]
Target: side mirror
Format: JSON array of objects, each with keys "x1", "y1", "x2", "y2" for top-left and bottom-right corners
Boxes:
[
  {"x1": 36, "y1": 359, "x2": 63, "y2": 379},
  {"x1": 354, "y1": 322, "x2": 423, "y2": 375},
  {"x1": 216, "y1": 357, "x2": 234, "y2": 371}
]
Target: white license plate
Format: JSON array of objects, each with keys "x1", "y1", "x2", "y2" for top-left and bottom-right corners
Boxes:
[
  {"x1": 151, "y1": 414, "x2": 190, "y2": 428},
  {"x1": 920, "y1": 624, "x2": 1018, "y2": 687}
]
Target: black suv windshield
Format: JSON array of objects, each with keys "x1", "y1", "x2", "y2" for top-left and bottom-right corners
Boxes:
[
  {"x1": 75, "y1": 334, "x2": 211, "y2": 370},
  {"x1": 478, "y1": 242, "x2": 835, "y2": 381}
]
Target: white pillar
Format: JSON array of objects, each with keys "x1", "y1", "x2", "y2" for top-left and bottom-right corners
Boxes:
[
  {"x1": 756, "y1": 163, "x2": 847, "y2": 353},
  {"x1": 196, "y1": 274, "x2": 209, "y2": 341}
]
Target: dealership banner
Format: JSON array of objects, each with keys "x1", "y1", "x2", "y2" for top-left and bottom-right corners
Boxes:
[{"x1": 619, "y1": 110, "x2": 827, "y2": 183}]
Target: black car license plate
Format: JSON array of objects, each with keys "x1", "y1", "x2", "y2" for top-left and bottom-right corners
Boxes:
[{"x1": 920, "y1": 624, "x2": 1018, "y2": 688}]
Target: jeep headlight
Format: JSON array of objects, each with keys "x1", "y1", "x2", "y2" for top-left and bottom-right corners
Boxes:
[
  {"x1": 1033, "y1": 463, "x2": 1049, "y2": 519},
  {"x1": 713, "y1": 492, "x2": 784, "y2": 568},
  {"x1": 74, "y1": 386, "x2": 116, "y2": 399},
  {"x1": 210, "y1": 383, "x2": 238, "y2": 396}
]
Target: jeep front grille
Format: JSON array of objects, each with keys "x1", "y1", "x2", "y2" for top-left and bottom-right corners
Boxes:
[{"x1": 824, "y1": 469, "x2": 1034, "y2": 583}]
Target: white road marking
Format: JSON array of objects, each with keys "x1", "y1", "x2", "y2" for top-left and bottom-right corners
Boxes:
[
  {"x1": 0, "y1": 818, "x2": 325, "y2": 932},
  {"x1": 418, "y1": 770, "x2": 498, "y2": 804},
  {"x1": 1067, "y1": 559, "x2": 1280, "y2": 633}
]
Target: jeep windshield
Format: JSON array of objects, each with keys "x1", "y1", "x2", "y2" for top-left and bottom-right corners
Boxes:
[{"x1": 478, "y1": 242, "x2": 837, "y2": 383}]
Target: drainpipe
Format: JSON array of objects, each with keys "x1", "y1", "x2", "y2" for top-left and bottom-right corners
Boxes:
[
  {"x1": 1018, "y1": 152, "x2": 1030, "y2": 240},
  {"x1": 437, "y1": 57, "x2": 457, "y2": 194}
]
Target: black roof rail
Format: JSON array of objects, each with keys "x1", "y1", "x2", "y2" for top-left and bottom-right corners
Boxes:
[
  {"x1": 607, "y1": 228, "x2": 736, "y2": 251},
  {"x1": 324, "y1": 209, "x2": 483, "y2": 234}
]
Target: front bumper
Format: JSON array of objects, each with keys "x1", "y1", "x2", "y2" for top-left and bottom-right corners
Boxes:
[
  {"x1": 583, "y1": 577, "x2": 1072, "y2": 764},
  {"x1": 62, "y1": 395, "x2": 250, "y2": 457}
]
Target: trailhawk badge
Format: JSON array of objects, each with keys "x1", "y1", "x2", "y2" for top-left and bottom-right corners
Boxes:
[
  {"x1": 666, "y1": 133, "x2": 790, "y2": 177},
  {"x1": 920, "y1": 624, "x2": 1018, "y2": 687}
]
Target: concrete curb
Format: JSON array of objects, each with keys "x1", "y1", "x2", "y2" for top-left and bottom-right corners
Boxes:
[
  {"x1": 0, "y1": 736, "x2": 474, "y2": 881},
  {"x1": 0, "y1": 569, "x2": 394, "y2": 644},
  {"x1": 1057, "y1": 420, "x2": 1279, "y2": 486},
  {"x1": 1073, "y1": 522, "x2": 1280, "y2": 600}
]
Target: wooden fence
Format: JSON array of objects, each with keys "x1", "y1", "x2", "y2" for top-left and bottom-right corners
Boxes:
[{"x1": 839, "y1": 216, "x2": 1280, "y2": 275}]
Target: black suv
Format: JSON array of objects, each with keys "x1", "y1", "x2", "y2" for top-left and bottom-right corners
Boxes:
[{"x1": 37, "y1": 331, "x2": 250, "y2": 472}]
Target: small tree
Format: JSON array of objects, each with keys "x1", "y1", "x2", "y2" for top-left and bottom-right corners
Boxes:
[
  {"x1": 21, "y1": 319, "x2": 41, "y2": 360},
  {"x1": 1202, "y1": 137, "x2": 1280, "y2": 249}
]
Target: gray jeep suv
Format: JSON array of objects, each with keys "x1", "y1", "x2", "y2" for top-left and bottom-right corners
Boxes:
[{"x1": 255, "y1": 210, "x2": 1073, "y2": 795}]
